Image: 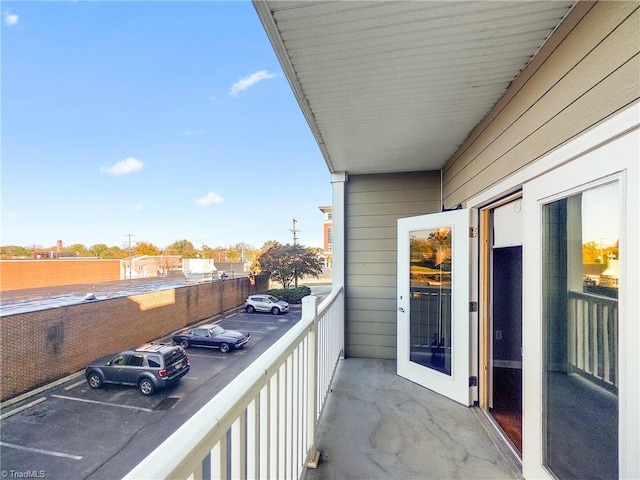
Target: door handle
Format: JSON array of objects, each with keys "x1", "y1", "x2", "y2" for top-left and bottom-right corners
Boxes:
[{"x1": 397, "y1": 307, "x2": 405, "y2": 313}]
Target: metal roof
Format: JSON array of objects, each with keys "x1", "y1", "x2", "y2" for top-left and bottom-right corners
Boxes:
[{"x1": 254, "y1": 0, "x2": 576, "y2": 175}]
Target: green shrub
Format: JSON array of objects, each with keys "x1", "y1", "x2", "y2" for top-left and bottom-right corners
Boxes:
[{"x1": 266, "y1": 286, "x2": 312, "y2": 304}]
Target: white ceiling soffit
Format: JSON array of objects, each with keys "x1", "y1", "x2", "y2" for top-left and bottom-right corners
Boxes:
[{"x1": 254, "y1": 0, "x2": 575, "y2": 175}]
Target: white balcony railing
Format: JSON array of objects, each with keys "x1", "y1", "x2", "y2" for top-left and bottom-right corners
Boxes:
[
  {"x1": 124, "y1": 287, "x2": 344, "y2": 480},
  {"x1": 568, "y1": 290, "x2": 618, "y2": 388}
]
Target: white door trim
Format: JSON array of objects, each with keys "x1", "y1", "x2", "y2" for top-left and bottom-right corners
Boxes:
[{"x1": 522, "y1": 130, "x2": 638, "y2": 479}]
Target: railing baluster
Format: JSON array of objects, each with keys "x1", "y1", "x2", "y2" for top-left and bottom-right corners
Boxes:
[
  {"x1": 211, "y1": 442, "x2": 221, "y2": 480},
  {"x1": 566, "y1": 290, "x2": 618, "y2": 389},
  {"x1": 583, "y1": 300, "x2": 590, "y2": 374},
  {"x1": 602, "y1": 305, "x2": 610, "y2": 384},
  {"x1": 305, "y1": 295, "x2": 319, "y2": 469},
  {"x1": 246, "y1": 396, "x2": 259, "y2": 479},
  {"x1": 260, "y1": 385, "x2": 269, "y2": 479},
  {"x1": 576, "y1": 298, "x2": 584, "y2": 370},
  {"x1": 592, "y1": 301, "x2": 598, "y2": 377},
  {"x1": 568, "y1": 296, "x2": 576, "y2": 370},
  {"x1": 230, "y1": 413, "x2": 246, "y2": 479},
  {"x1": 613, "y1": 305, "x2": 618, "y2": 386}
]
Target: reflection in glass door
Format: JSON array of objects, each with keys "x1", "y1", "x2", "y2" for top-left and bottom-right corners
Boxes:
[
  {"x1": 409, "y1": 227, "x2": 453, "y2": 376},
  {"x1": 542, "y1": 181, "x2": 619, "y2": 480}
]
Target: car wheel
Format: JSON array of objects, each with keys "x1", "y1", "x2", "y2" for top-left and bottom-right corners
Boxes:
[
  {"x1": 180, "y1": 339, "x2": 189, "y2": 349},
  {"x1": 271, "y1": 306, "x2": 280, "y2": 315},
  {"x1": 139, "y1": 378, "x2": 155, "y2": 396},
  {"x1": 246, "y1": 305, "x2": 255, "y2": 313},
  {"x1": 87, "y1": 372, "x2": 103, "y2": 389},
  {"x1": 219, "y1": 343, "x2": 230, "y2": 354}
]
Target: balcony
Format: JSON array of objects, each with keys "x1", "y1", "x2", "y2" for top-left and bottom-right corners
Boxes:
[{"x1": 125, "y1": 286, "x2": 519, "y2": 479}]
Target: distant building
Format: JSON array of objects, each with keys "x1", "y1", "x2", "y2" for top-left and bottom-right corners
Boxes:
[
  {"x1": 318, "y1": 206, "x2": 332, "y2": 268},
  {"x1": 129, "y1": 255, "x2": 182, "y2": 278}
]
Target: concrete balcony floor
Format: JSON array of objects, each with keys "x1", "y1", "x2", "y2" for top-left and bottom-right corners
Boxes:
[{"x1": 306, "y1": 358, "x2": 521, "y2": 480}]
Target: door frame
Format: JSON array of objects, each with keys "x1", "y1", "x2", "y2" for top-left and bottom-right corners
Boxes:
[
  {"x1": 467, "y1": 103, "x2": 639, "y2": 479},
  {"x1": 478, "y1": 192, "x2": 523, "y2": 412}
]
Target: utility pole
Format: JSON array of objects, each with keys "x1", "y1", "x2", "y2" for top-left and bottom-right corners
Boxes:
[
  {"x1": 291, "y1": 218, "x2": 299, "y2": 245},
  {"x1": 291, "y1": 219, "x2": 300, "y2": 287},
  {"x1": 125, "y1": 233, "x2": 135, "y2": 279}
]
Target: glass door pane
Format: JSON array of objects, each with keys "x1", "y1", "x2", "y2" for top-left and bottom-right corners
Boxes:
[
  {"x1": 409, "y1": 227, "x2": 452, "y2": 375},
  {"x1": 542, "y1": 182, "x2": 619, "y2": 480}
]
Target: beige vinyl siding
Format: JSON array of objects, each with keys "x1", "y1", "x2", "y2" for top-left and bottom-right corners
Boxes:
[
  {"x1": 443, "y1": 1, "x2": 640, "y2": 207},
  {"x1": 345, "y1": 171, "x2": 440, "y2": 359}
]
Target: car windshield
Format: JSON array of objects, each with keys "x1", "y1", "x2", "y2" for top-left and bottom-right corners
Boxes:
[
  {"x1": 209, "y1": 325, "x2": 225, "y2": 336},
  {"x1": 266, "y1": 295, "x2": 279, "y2": 302}
]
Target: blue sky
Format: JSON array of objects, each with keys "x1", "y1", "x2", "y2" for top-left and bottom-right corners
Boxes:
[{"x1": 1, "y1": 1, "x2": 331, "y2": 251}]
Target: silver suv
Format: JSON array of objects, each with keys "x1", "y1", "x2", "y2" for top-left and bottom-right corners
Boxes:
[
  {"x1": 244, "y1": 294, "x2": 289, "y2": 315},
  {"x1": 85, "y1": 343, "x2": 190, "y2": 395}
]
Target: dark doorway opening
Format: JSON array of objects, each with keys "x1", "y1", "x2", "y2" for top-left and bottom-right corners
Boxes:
[{"x1": 490, "y1": 246, "x2": 523, "y2": 452}]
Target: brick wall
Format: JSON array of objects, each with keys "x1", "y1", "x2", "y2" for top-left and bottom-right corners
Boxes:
[
  {"x1": 1, "y1": 259, "x2": 122, "y2": 291},
  {"x1": 0, "y1": 275, "x2": 268, "y2": 401}
]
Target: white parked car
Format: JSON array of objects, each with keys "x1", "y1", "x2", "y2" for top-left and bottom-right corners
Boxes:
[{"x1": 244, "y1": 295, "x2": 289, "y2": 315}]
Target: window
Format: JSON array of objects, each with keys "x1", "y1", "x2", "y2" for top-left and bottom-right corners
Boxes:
[
  {"x1": 111, "y1": 354, "x2": 128, "y2": 366},
  {"x1": 542, "y1": 182, "x2": 619, "y2": 480},
  {"x1": 409, "y1": 226, "x2": 453, "y2": 376},
  {"x1": 210, "y1": 325, "x2": 225, "y2": 336},
  {"x1": 128, "y1": 355, "x2": 144, "y2": 367},
  {"x1": 147, "y1": 356, "x2": 161, "y2": 368}
]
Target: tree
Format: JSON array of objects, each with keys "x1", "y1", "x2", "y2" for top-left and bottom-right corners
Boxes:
[
  {"x1": 1, "y1": 245, "x2": 30, "y2": 259},
  {"x1": 89, "y1": 243, "x2": 110, "y2": 258},
  {"x1": 257, "y1": 243, "x2": 324, "y2": 288},
  {"x1": 134, "y1": 241, "x2": 160, "y2": 256},
  {"x1": 66, "y1": 243, "x2": 89, "y2": 257},
  {"x1": 166, "y1": 239, "x2": 199, "y2": 258},
  {"x1": 100, "y1": 246, "x2": 126, "y2": 259},
  {"x1": 201, "y1": 244, "x2": 216, "y2": 259},
  {"x1": 582, "y1": 241, "x2": 601, "y2": 263}
]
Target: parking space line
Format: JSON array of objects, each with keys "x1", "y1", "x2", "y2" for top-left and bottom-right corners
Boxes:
[
  {"x1": 0, "y1": 397, "x2": 47, "y2": 420},
  {"x1": 50, "y1": 394, "x2": 154, "y2": 412},
  {"x1": 224, "y1": 318, "x2": 278, "y2": 323},
  {"x1": 0, "y1": 441, "x2": 83, "y2": 460},
  {"x1": 63, "y1": 380, "x2": 86, "y2": 391},
  {"x1": 184, "y1": 352, "x2": 228, "y2": 358}
]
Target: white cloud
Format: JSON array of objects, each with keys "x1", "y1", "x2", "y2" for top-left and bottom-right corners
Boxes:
[
  {"x1": 129, "y1": 204, "x2": 142, "y2": 212},
  {"x1": 186, "y1": 130, "x2": 207, "y2": 136},
  {"x1": 195, "y1": 192, "x2": 224, "y2": 207},
  {"x1": 4, "y1": 12, "x2": 19, "y2": 27},
  {"x1": 3, "y1": 211, "x2": 19, "y2": 218},
  {"x1": 230, "y1": 70, "x2": 277, "y2": 97},
  {"x1": 100, "y1": 157, "x2": 143, "y2": 176}
]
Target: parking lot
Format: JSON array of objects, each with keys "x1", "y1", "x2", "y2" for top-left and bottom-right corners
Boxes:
[{"x1": 0, "y1": 290, "x2": 330, "y2": 480}]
